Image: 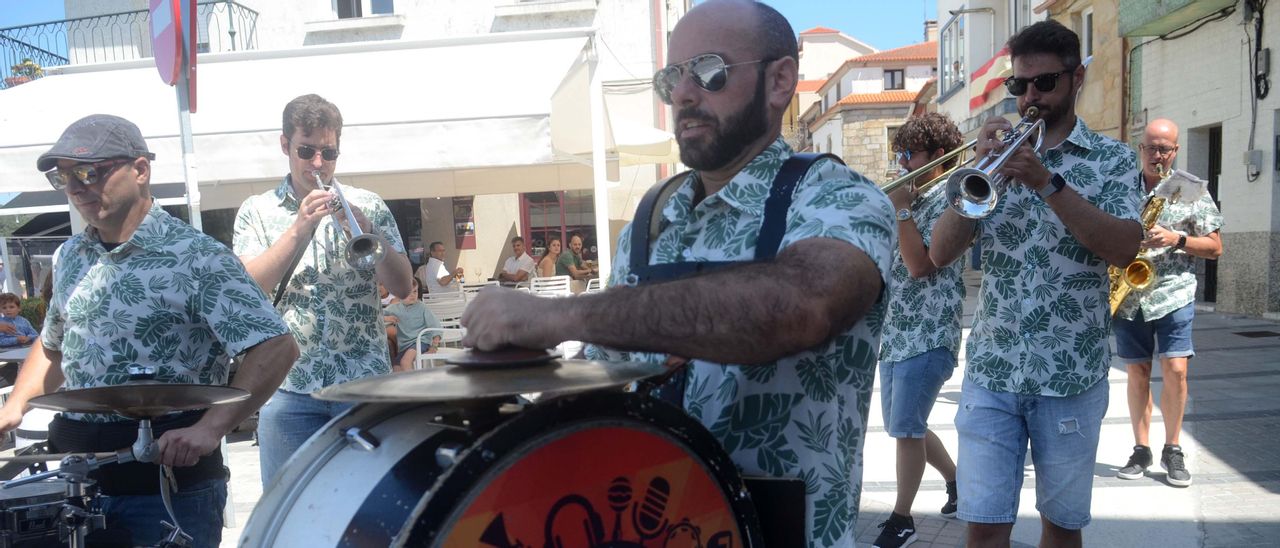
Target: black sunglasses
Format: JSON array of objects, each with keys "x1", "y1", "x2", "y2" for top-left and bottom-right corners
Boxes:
[
  {"x1": 45, "y1": 158, "x2": 133, "y2": 191},
  {"x1": 1003, "y1": 70, "x2": 1070, "y2": 96},
  {"x1": 296, "y1": 145, "x2": 340, "y2": 162},
  {"x1": 653, "y1": 54, "x2": 773, "y2": 105}
]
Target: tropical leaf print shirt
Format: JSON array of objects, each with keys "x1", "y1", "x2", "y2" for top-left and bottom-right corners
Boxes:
[
  {"x1": 880, "y1": 182, "x2": 967, "y2": 363},
  {"x1": 1114, "y1": 191, "x2": 1222, "y2": 322},
  {"x1": 234, "y1": 178, "x2": 407, "y2": 394},
  {"x1": 965, "y1": 118, "x2": 1142, "y2": 397},
  {"x1": 587, "y1": 138, "x2": 896, "y2": 547},
  {"x1": 44, "y1": 205, "x2": 289, "y2": 422}
]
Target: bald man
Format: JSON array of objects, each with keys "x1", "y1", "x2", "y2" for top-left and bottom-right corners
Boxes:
[
  {"x1": 1114, "y1": 119, "x2": 1223, "y2": 488},
  {"x1": 462, "y1": 1, "x2": 893, "y2": 544}
]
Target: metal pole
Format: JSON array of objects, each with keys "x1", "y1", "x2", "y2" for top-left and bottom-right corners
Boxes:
[
  {"x1": 588, "y1": 33, "x2": 611, "y2": 278},
  {"x1": 175, "y1": 1, "x2": 202, "y2": 231}
]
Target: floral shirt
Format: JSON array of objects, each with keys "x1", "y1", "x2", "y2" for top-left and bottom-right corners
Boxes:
[
  {"x1": 1115, "y1": 190, "x2": 1222, "y2": 321},
  {"x1": 880, "y1": 183, "x2": 967, "y2": 363},
  {"x1": 965, "y1": 118, "x2": 1142, "y2": 397},
  {"x1": 44, "y1": 204, "x2": 288, "y2": 422},
  {"x1": 234, "y1": 177, "x2": 407, "y2": 394},
  {"x1": 587, "y1": 138, "x2": 895, "y2": 547}
]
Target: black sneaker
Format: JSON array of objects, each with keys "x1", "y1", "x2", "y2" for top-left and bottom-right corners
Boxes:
[
  {"x1": 1116, "y1": 445, "x2": 1152, "y2": 480},
  {"x1": 1162, "y1": 444, "x2": 1192, "y2": 487},
  {"x1": 940, "y1": 480, "x2": 958, "y2": 518},
  {"x1": 872, "y1": 512, "x2": 917, "y2": 548}
]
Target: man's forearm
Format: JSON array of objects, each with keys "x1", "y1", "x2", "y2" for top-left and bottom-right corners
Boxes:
[
  {"x1": 193, "y1": 334, "x2": 297, "y2": 436},
  {"x1": 241, "y1": 224, "x2": 312, "y2": 292},
  {"x1": 569, "y1": 239, "x2": 882, "y2": 365},
  {"x1": 376, "y1": 251, "x2": 413, "y2": 298},
  {"x1": 897, "y1": 217, "x2": 938, "y2": 278},
  {"x1": 929, "y1": 209, "x2": 978, "y2": 267},
  {"x1": 5, "y1": 339, "x2": 64, "y2": 410},
  {"x1": 1044, "y1": 186, "x2": 1142, "y2": 267}
]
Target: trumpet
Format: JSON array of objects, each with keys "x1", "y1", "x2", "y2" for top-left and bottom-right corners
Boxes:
[
  {"x1": 313, "y1": 171, "x2": 386, "y2": 271},
  {"x1": 880, "y1": 139, "x2": 977, "y2": 196},
  {"x1": 944, "y1": 106, "x2": 1045, "y2": 219}
]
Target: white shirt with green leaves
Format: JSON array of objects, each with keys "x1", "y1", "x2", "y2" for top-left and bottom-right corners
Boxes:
[
  {"x1": 233, "y1": 178, "x2": 407, "y2": 394},
  {"x1": 587, "y1": 138, "x2": 895, "y2": 547},
  {"x1": 44, "y1": 204, "x2": 289, "y2": 422},
  {"x1": 1115, "y1": 191, "x2": 1222, "y2": 321},
  {"x1": 966, "y1": 118, "x2": 1142, "y2": 397},
  {"x1": 880, "y1": 183, "x2": 967, "y2": 363}
]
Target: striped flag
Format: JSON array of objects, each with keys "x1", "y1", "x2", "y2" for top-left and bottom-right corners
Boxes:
[{"x1": 969, "y1": 46, "x2": 1013, "y2": 112}]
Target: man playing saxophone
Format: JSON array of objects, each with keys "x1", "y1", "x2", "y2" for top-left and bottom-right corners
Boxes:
[{"x1": 1114, "y1": 118, "x2": 1223, "y2": 488}]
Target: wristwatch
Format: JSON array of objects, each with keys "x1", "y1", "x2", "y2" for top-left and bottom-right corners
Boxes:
[
  {"x1": 1038, "y1": 173, "x2": 1067, "y2": 200},
  {"x1": 1175, "y1": 233, "x2": 1187, "y2": 250},
  {"x1": 896, "y1": 208, "x2": 912, "y2": 221}
]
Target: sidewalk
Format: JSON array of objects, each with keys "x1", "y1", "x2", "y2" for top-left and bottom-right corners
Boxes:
[{"x1": 852, "y1": 272, "x2": 1280, "y2": 547}]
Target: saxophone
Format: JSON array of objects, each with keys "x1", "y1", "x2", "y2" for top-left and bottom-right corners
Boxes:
[{"x1": 1107, "y1": 164, "x2": 1176, "y2": 316}]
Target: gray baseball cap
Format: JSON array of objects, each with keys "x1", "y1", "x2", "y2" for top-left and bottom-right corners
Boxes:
[{"x1": 37, "y1": 114, "x2": 155, "y2": 172}]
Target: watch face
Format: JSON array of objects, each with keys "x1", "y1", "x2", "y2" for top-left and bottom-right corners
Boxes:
[{"x1": 897, "y1": 208, "x2": 912, "y2": 221}]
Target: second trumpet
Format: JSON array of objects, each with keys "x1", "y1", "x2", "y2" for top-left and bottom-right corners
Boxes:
[
  {"x1": 945, "y1": 106, "x2": 1045, "y2": 219},
  {"x1": 313, "y1": 171, "x2": 386, "y2": 271}
]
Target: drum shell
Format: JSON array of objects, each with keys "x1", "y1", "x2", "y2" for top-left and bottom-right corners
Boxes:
[{"x1": 240, "y1": 392, "x2": 763, "y2": 548}]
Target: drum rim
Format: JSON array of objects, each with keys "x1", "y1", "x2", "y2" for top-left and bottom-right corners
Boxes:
[{"x1": 398, "y1": 391, "x2": 764, "y2": 547}]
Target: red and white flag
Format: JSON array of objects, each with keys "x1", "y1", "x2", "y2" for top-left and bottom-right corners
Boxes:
[{"x1": 969, "y1": 46, "x2": 1012, "y2": 112}]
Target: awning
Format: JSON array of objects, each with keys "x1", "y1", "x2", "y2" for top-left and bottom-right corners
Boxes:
[{"x1": 0, "y1": 29, "x2": 595, "y2": 196}]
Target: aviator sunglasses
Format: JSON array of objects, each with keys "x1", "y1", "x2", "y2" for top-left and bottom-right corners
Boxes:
[
  {"x1": 1003, "y1": 69, "x2": 1070, "y2": 96},
  {"x1": 296, "y1": 144, "x2": 340, "y2": 162},
  {"x1": 45, "y1": 158, "x2": 132, "y2": 191},
  {"x1": 653, "y1": 53, "x2": 774, "y2": 105}
]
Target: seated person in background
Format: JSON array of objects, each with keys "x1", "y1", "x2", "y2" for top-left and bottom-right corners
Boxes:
[
  {"x1": 0, "y1": 293, "x2": 37, "y2": 347},
  {"x1": 497, "y1": 236, "x2": 536, "y2": 286},
  {"x1": 378, "y1": 282, "x2": 397, "y2": 307},
  {"x1": 538, "y1": 237, "x2": 562, "y2": 278},
  {"x1": 556, "y1": 233, "x2": 596, "y2": 281},
  {"x1": 383, "y1": 279, "x2": 443, "y2": 372}
]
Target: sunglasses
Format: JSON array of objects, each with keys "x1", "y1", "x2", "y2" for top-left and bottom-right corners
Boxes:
[
  {"x1": 653, "y1": 53, "x2": 772, "y2": 105},
  {"x1": 1003, "y1": 70, "x2": 1070, "y2": 96},
  {"x1": 45, "y1": 158, "x2": 132, "y2": 191},
  {"x1": 296, "y1": 145, "x2": 340, "y2": 162},
  {"x1": 895, "y1": 150, "x2": 914, "y2": 164},
  {"x1": 1139, "y1": 144, "x2": 1177, "y2": 156}
]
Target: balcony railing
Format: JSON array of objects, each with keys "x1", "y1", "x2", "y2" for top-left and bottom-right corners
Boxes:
[{"x1": 1, "y1": 1, "x2": 258, "y2": 89}]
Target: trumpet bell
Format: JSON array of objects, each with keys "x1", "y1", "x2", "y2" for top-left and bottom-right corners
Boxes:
[
  {"x1": 346, "y1": 233, "x2": 386, "y2": 271},
  {"x1": 945, "y1": 167, "x2": 1001, "y2": 219}
]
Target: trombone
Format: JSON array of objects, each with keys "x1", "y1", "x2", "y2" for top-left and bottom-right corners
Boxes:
[
  {"x1": 944, "y1": 106, "x2": 1045, "y2": 219},
  {"x1": 880, "y1": 139, "x2": 977, "y2": 196},
  {"x1": 313, "y1": 171, "x2": 386, "y2": 271}
]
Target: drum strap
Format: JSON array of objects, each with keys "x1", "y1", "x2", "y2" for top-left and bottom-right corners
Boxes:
[{"x1": 47, "y1": 411, "x2": 227, "y2": 496}]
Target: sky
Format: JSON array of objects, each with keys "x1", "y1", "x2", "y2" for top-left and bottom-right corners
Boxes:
[{"x1": 0, "y1": 0, "x2": 65, "y2": 30}]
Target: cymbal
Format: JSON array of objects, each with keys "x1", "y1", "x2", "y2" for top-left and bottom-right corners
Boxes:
[
  {"x1": 29, "y1": 384, "x2": 250, "y2": 419},
  {"x1": 313, "y1": 359, "x2": 667, "y2": 403}
]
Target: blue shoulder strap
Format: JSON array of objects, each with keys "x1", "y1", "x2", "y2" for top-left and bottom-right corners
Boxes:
[{"x1": 626, "y1": 152, "x2": 842, "y2": 286}]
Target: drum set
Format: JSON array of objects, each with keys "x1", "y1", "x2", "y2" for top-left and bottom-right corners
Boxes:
[{"x1": 3, "y1": 351, "x2": 780, "y2": 547}]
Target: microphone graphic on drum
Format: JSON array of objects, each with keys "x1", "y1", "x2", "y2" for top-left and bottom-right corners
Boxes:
[
  {"x1": 607, "y1": 476, "x2": 632, "y2": 541},
  {"x1": 632, "y1": 477, "x2": 670, "y2": 542}
]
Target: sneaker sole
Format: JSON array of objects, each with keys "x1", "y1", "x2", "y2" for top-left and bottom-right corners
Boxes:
[
  {"x1": 940, "y1": 509, "x2": 957, "y2": 518},
  {"x1": 1116, "y1": 468, "x2": 1147, "y2": 480},
  {"x1": 1161, "y1": 462, "x2": 1192, "y2": 487},
  {"x1": 873, "y1": 532, "x2": 918, "y2": 548}
]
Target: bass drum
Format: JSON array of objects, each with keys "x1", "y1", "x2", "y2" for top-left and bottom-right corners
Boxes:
[{"x1": 241, "y1": 392, "x2": 762, "y2": 547}]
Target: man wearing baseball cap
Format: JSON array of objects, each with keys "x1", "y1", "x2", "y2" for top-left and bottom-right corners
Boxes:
[{"x1": 0, "y1": 114, "x2": 297, "y2": 547}]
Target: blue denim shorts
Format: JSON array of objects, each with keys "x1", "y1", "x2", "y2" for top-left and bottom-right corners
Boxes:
[
  {"x1": 879, "y1": 347, "x2": 956, "y2": 438},
  {"x1": 955, "y1": 376, "x2": 1109, "y2": 529},
  {"x1": 1113, "y1": 302, "x2": 1195, "y2": 363}
]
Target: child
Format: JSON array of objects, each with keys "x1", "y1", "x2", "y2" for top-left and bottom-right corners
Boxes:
[
  {"x1": 0, "y1": 293, "x2": 37, "y2": 347},
  {"x1": 383, "y1": 280, "x2": 443, "y2": 372}
]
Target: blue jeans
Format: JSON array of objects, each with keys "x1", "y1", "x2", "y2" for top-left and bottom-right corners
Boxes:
[
  {"x1": 955, "y1": 377, "x2": 1109, "y2": 529},
  {"x1": 879, "y1": 347, "x2": 956, "y2": 438},
  {"x1": 257, "y1": 389, "x2": 353, "y2": 489},
  {"x1": 99, "y1": 478, "x2": 227, "y2": 548},
  {"x1": 1113, "y1": 302, "x2": 1196, "y2": 363}
]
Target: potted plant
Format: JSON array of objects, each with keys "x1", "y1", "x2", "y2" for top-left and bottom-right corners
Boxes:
[{"x1": 5, "y1": 58, "x2": 43, "y2": 88}]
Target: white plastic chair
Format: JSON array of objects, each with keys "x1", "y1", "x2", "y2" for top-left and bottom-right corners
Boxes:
[
  {"x1": 461, "y1": 280, "x2": 498, "y2": 299},
  {"x1": 415, "y1": 328, "x2": 466, "y2": 369},
  {"x1": 422, "y1": 298, "x2": 468, "y2": 328},
  {"x1": 583, "y1": 278, "x2": 603, "y2": 293},
  {"x1": 530, "y1": 275, "x2": 572, "y2": 297}
]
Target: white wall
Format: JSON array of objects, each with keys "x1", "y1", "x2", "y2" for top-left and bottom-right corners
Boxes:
[
  {"x1": 812, "y1": 117, "x2": 843, "y2": 159},
  {"x1": 799, "y1": 33, "x2": 875, "y2": 81}
]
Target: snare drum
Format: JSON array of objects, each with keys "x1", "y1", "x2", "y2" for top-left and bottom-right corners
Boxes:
[
  {"x1": 0, "y1": 480, "x2": 66, "y2": 547},
  {"x1": 241, "y1": 392, "x2": 762, "y2": 547}
]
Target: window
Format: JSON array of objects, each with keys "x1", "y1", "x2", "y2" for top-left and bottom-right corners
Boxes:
[
  {"x1": 1081, "y1": 7, "x2": 1094, "y2": 59},
  {"x1": 940, "y1": 12, "x2": 966, "y2": 97},
  {"x1": 886, "y1": 126, "x2": 900, "y2": 169},
  {"x1": 883, "y1": 69, "x2": 905, "y2": 90},
  {"x1": 1009, "y1": 0, "x2": 1031, "y2": 36},
  {"x1": 337, "y1": 0, "x2": 362, "y2": 19},
  {"x1": 337, "y1": 0, "x2": 393, "y2": 19},
  {"x1": 827, "y1": 136, "x2": 834, "y2": 156},
  {"x1": 520, "y1": 190, "x2": 597, "y2": 261}
]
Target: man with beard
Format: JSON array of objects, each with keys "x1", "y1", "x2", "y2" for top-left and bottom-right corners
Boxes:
[
  {"x1": 929, "y1": 20, "x2": 1143, "y2": 547},
  {"x1": 461, "y1": 1, "x2": 894, "y2": 545}
]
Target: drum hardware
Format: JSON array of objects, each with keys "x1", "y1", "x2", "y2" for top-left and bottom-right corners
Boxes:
[
  {"x1": 433, "y1": 442, "x2": 465, "y2": 469},
  {"x1": 343, "y1": 427, "x2": 380, "y2": 452}
]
